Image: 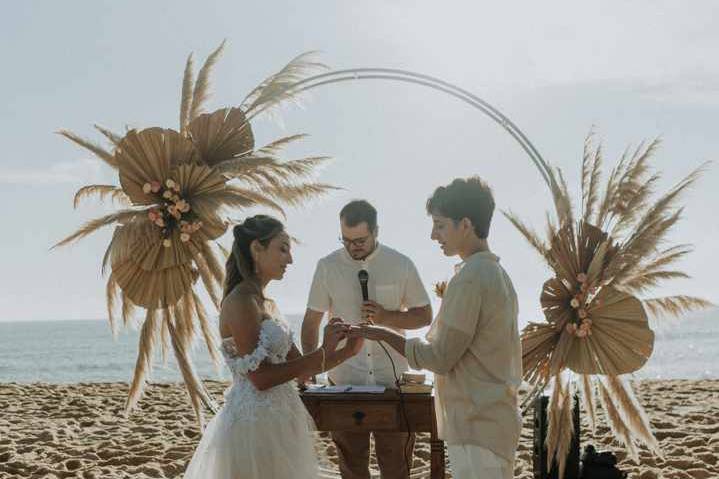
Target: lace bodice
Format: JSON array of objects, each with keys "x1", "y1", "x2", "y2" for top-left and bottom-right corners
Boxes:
[{"x1": 218, "y1": 314, "x2": 302, "y2": 424}]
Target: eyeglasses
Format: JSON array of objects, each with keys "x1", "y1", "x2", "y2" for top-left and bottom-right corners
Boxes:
[{"x1": 339, "y1": 234, "x2": 371, "y2": 248}]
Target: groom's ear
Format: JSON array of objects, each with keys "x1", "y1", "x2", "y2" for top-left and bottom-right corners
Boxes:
[{"x1": 460, "y1": 217, "x2": 474, "y2": 236}]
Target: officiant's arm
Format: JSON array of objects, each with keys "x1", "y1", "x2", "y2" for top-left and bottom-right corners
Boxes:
[
  {"x1": 301, "y1": 308, "x2": 324, "y2": 354},
  {"x1": 362, "y1": 302, "x2": 431, "y2": 330},
  {"x1": 303, "y1": 260, "x2": 330, "y2": 355}
]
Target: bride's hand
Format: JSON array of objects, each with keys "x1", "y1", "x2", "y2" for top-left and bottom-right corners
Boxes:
[{"x1": 321, "y1": 317, "x2": 350, "y2": 353}]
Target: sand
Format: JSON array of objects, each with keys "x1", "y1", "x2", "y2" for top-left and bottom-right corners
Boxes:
[{"x1": 0, "y1": 380, "x2": 717, "y2": 478}]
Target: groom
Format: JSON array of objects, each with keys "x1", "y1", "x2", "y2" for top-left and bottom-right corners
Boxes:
[
  {"x1": 301, "y1": 199, "x2": 432, "y2": 479},
  {"x1": 350, "y1": 177, "x2": 523, "y2": 479}
]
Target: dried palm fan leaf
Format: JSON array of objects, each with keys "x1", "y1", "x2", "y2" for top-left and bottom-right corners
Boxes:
[
  {"x1": 116, "y1": 128, "x2": 198, "y2": 204},
  {"x1": 189, "y1": 107, "x2": 255, "y2": 166},
  {"x1": 564, "y1": 287, "x2": 654, "y2": 376},
  {"x1": 55, "y1": 42, "x2": 330, "y2": 424},
  {"x1": 112, "y1": 261, "x2": 197, "y2": 309},
  {"x1": 507, "y1": 131, "x2": 712, "y2": 477}
]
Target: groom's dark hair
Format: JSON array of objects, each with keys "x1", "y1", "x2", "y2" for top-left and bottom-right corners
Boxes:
[
  {"x1": 426, "y1": 176, "x2": 495, "y2": 239},
  {"x1": 340, "y1": 200, "x2": 378, "y2": 232}
]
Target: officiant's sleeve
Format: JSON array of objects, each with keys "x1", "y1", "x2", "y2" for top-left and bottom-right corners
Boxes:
[
  {"x1": 307, "y1": 260, "x2": 330, "y2": 313},
  {"x1": 404, "y1": 279, "x2": 481, "y2": 374},
  {"x1": 402, "y1": 259, "x2": 431, "y2": 309}
]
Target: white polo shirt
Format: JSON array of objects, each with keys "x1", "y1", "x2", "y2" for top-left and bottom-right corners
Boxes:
[{"x1": 307, "y1": 243, "x2": 431, "y2": 387}]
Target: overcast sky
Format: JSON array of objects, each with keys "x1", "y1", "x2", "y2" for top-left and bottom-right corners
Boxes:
[{"x1": 1, "y1": 1, "x2": 717, "y2": 325}]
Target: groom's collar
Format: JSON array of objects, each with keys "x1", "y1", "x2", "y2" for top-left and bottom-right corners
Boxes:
[{"x1": 454, "y1": 250, "x2": 499, "y2": 273}]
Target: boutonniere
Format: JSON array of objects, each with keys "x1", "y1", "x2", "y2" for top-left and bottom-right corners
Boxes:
[{"x1": 433, "y1": 281, "x2": 447, "y2": 299}]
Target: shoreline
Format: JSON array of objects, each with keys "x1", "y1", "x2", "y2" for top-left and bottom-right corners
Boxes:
[{"x1": 1, "y1": 379, "x2": 717, "y2": 478}]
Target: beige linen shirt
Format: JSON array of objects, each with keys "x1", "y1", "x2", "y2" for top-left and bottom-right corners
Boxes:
[
  {"x1": 308, "y1": 244, "x2": 431, "y2": 387},
  {"x1": 405, "y1": 251, "x2": 522, "y2": 462}
]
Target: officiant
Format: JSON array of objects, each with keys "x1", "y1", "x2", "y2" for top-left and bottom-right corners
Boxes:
[{"x1": 301, "y1": 199, "x2": 432, "y2": 479}]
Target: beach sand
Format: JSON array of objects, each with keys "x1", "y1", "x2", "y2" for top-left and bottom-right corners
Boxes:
[{"x1": 0, "y1": 380, "x2": 717, "y2": 478}]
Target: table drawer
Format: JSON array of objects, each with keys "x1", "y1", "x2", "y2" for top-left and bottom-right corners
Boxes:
[{"x1": 318, "y1": 401, "x2": 399, "y2": 431}]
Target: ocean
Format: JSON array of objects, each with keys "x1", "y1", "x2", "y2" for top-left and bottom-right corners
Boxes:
[{"x1": 0, "y1": 312, "x2": 716, "y2": 383}]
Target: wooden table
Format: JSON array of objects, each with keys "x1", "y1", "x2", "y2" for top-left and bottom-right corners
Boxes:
[{"x1": 301, "y1": 390, "x2": 445, "y2": 478}]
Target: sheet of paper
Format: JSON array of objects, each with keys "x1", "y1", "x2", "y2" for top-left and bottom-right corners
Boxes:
[{"x1": 305, "y1": 384, "x2": 386, "y2": 393}]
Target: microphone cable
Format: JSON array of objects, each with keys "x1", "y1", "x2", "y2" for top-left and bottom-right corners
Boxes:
[
  {"x1": 376, "y1": 340, "x2": 413, "y2": 476},
  {"x1": 357, "y1": 269, "x2": 413, "y2": 474}
]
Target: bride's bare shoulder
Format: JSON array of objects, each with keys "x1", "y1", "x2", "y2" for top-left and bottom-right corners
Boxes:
[
  {"x1": 220, "y1": 290, "x2": 268, "y2": 353},
  {"x1": 221, "y1": 288, "x2": 263, "y2": 326}
]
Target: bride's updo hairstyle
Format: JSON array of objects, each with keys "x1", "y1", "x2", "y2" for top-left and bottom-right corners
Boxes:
[{"x1": 223, "y1": 215, "x2": 285, "y2": 301}]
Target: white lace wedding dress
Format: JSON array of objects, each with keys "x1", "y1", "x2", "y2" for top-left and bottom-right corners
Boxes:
[{"x1": 183, "y1": 313, "x2": 319, "y2": 478}]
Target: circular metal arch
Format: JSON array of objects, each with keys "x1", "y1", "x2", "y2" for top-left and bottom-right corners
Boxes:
[{"x1": 247, "y1": 68, "x2": 559, "y2": 194}]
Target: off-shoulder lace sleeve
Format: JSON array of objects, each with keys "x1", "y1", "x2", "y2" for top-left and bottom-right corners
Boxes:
[{"x1": 228, "y1": 321, "x2": 273, "y2": 375}]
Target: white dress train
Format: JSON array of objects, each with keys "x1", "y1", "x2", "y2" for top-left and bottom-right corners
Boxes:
[{"x1": 183, "y1": 313, "x2": 319, "y2": 478}]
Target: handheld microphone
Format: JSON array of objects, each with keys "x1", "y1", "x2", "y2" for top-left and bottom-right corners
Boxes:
[{"x1": 358, "y1": 269, "x2": 369, "y2": 302}]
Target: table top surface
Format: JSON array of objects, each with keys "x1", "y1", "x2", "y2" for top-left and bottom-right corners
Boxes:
[{"x1": 300, "y1": 389, "x2": 434, "y2": 401}]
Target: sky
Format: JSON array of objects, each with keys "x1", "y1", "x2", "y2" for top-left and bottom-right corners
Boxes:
[{"x1": 1, "y1": 1, "x2": 717, "y2": 325}]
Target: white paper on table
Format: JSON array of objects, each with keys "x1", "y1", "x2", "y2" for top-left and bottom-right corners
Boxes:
[{"x1": 305, "y1": 384, "x2": 386, "y2": 393}]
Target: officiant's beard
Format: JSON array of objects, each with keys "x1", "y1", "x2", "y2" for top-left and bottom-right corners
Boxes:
[{"x1": 348, "y1": 239, "x2": 376, "y2": 260}]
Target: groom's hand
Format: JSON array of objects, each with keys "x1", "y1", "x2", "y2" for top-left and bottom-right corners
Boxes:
[
  {"x1": 348, "y1": 324, "x2": 390, "y2": 342},
  {"x1": 342, "y1": 329, "x2": 365, "y2": 356},
  {"x1": 362, "y1": 300, "x2": 388, "y2": 325}
]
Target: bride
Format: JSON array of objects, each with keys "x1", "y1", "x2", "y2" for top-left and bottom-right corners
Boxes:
[{"x1": 184, "y1": 215, "x2": 362, "y2": 478}]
